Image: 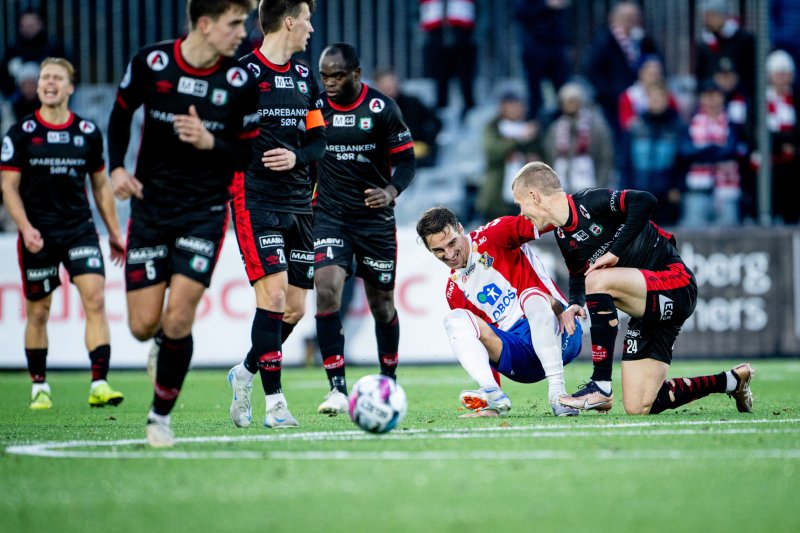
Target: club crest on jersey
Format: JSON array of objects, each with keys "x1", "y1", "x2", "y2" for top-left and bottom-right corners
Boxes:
[
  {"x1": 1, "y1": 136, "x2": 13, "y2": 161},
  {"x1": 359, "y1": 117, "x2": 372, "y2": 131},
  {"x1": 556, "y1": 227, "x2": 565, "y2": 239},
  {"x1": 226, "y1": 67, "x2": 248, "y2": 87},
  {"x1": 369, "y1": 98, "x2": 385, "y2": 113},
  {"x1": 246, "y1": 62, "x2": 261, "y2": 77},
  {"x1": 211, "y1": 89, "x2": 228, "y2": 105},
  {"x1": 22, "y1": 120, "x2": 36, "y2": 133},
  {"x1": 73, "y1": 135, "x2": 84, "y2": 147},
  {"x1": 79, "y1": 120, "x2": 96, "y2": 133},
  {"x1": 579, "y1": 205, "x2": 591, "y2": 219},
  {"x1": 572, "y1": 230, "x2": 590, "y2": 241},
  {"x1": 478, "y1": 251, "x2": 494, "y2": 270},
  {"x1": 589, "y1": 223, "x2": 603, "y2": 236},
  {"x1": 333, "y1": 115, "x2": 355, "y2": 127},
  {"x1": 146, "y1": 50, "x2": 169, "y2": 71},
  {"x1": 295, "y1": 64, "x2": 309, "y2": 77},
  {"x1": 297, "y1": 81, "x2": 308, "y2": 94}
]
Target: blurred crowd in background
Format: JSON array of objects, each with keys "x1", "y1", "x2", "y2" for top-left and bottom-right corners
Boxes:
[{"x1": 1, "y1": 0, "x2": 798, "y2": 232}]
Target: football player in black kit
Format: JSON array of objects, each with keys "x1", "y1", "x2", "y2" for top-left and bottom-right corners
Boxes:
[
  {"x1": 108, "y1": 0, "x2": 260, "y2": 447},
  {"x1": 313, "y1": 43, "x2": 416, "y2": 415},
  {"x1": 1, "y1": 58, "x2": 125, "y2": 410},
  {"x1": 227, "y1": 0, "x2": 324, "y2": 429},
  {"x1": 512, "y1": 162, "x2": 755, "y2": 415}
]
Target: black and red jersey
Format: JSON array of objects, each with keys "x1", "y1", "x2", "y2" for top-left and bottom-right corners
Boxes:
[
  {"x1": 109, "y1": 38, "x2": 260, "y2": 215},
  {"x1": 238, "y1": 49, "x2": 324, "y2": 214},
  {"x1": 316, "y1": 84, "x2": 415, "y2": 219},
  {"x1": 550, "y1": 188, "x2": 679, "y2": 306},
  {"x1": 1, "y1": 110, "x2": 104, "y2": 229}
]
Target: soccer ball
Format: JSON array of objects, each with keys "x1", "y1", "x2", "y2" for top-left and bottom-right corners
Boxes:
[{"x1": 348, "y1": 374, "x2": 407, "y2": 434}]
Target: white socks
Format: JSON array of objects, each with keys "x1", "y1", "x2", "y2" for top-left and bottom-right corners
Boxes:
[
  {"x1": 546, "y1": 373, "x2": 566, "y2": 405},
  {"x1": 236, "y1": 363, "x2": 255, "y2": 382},
  {"x1": 594, "y1": 380, "x2": 612, "y2": 395},
  {"x1": 266, "y1": 392, "x2": 287, "y2": 411},
  {"x1": 32, "y1": 382, "x2": 50, "y2": 396},
  {"x1": 725, "y1": 371, "x2": 737, "y2": 393},
  {"x1": 444, "y1": 309, "x2": 498, "y2": 390}
]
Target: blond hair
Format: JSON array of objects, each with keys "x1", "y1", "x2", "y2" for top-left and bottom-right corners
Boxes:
[
  {"x1": 511, "y1": 161, "x2": 563, "y2": 195},
  {"x1": 40, "y1": 57, "x2": 75, "y2": 84}
]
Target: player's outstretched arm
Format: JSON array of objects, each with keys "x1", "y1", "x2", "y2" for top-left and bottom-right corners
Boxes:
[{"x1": 90, "y1": 170, "x2": 125, "y2": 266}]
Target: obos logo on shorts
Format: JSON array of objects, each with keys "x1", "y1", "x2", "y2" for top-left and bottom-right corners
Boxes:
[
  {"x1": 226, "y1": 67, "x2": 248, "y2": 87},
  {"x1": 1, "y1": 136, "x2": 13, "y2": 161},
  {"x1": 146, "y1": 50, "x2": 169, "y2": 71}
]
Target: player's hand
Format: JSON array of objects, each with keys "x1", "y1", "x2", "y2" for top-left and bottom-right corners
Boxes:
[
  {"x1": 22, "y1": 226, "x2": 44, "y2": 254},
  {"x1": 111, "y1": 168, "x2": 144, "y2": 200},
  {"x1": 262, "y1": 148, "x2": 297, "y2": 171},
  {"x1": 585, "y1": 252, "x2": 619, "y2": 275},
  {"x1": 364, "y1": 186, "x2": 397, "y2": 208},
  {"x1": 108, "y1": 233, "x2": 126, "y2": 266},
  {"x1": 174, "y1": 105, "x2": 214, "y2": 150},
  {"x1": 559, "y1": 304, "x2": 586, "y2": 335}
]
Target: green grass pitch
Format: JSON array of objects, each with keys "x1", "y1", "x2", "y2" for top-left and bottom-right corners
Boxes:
[{"x1": 2, "y1": 360, "x2": 799, "y2": 532}]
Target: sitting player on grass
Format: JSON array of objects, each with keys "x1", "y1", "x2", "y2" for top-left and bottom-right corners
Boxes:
[{"x1": 416, "y1": 206, "x2": 582, "y2": 417}]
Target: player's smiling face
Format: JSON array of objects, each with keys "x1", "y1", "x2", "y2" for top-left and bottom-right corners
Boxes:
[
  {"x1": 37, "y1": 64, "x2": 73, "y2": 108},
  {"x1": 319, "y1": 53, "x2": 360, "y2": 105},
  {"x1": 204, "y1": 7, "x2": 249, "y2": 57},
  {"x1": 426, "y1": 225, "x2": 469, "y2": 270},
  {"x1": 287, "y1": 3, "x2": 314, "y2": 54}
]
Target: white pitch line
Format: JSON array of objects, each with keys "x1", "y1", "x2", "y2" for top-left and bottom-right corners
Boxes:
[{"x1": 5, "y1": 417, "x2": 800, "y2": 460}]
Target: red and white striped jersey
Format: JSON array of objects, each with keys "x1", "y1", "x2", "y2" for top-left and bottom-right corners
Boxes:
[{"x1": 445, "y1": 216, "x2": 566, "y2": 331}]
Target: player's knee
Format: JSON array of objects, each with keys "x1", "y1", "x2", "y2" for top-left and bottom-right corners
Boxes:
[
  {"x1": 27, "y1": 302, "x2": 51, "y2": 327},
  {"x1": 81, "y1": 290, "x2": 106, "y2": 317},
  {"x1": 315, "y1": 284, "x2": 340, "y2": 313},
  {"x1": 443, "y1": 309, "x2": 477, "y2": 339},
  {"x1": 283, "y1": 307, "x2": 305, "y2": 324},
  {"x1": 585, "y1": 270, "x2": 612, "y2": 293},
  {"x1": 623, "y1": 397, "x2": 653, "y2": 415},
  {"x1": 128, "y1": 315, "x2": 161, "y2": 342}
]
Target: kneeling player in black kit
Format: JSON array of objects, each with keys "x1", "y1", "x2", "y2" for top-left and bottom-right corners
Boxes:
[
  {"x1": 512, "y1": 161, "x2": 754, "y2": 415},
  {"x1": 313, "y1": 43, "x2": 416, "y2": 414}
]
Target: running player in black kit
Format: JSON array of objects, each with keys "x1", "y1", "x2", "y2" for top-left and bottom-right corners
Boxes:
[
  {"x1": 512, "y1": 162, "x2": 755, "y2": 415},
  {"x1": 313, "y1": 43, "x2": 416, "y2": 415},
  {"x1": 226, "y1": 0, "x2": 324, "y2": 429},
  {"x1": 1, "y1": 57, "x2": 125, "y2": 410},
  {"x1": 108, "y1": 0, "x2": 260, "y2": 447}
]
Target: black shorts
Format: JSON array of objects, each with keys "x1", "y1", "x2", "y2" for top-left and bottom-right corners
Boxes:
[
  {"x1": 125, "y1": 205, "x2": 228, "y2": 291},
  {"x1": 622, "y1": 261, "x2": 698, "y2": 365},
  {"x1": 18, "y1": 220, "x2": 105, "y2": 301},
  {"x1": 231, "y1": 206, "x2": 314, "y2": 289},
  {"x1": 313, "y1": 210, "x2": 397, "y2": 290}
]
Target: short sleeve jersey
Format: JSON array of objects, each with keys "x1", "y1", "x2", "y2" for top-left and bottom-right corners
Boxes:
[
  {"x1": 445, "y1": 216, "x2": 567, "y2": 331},
  {"x1": 239, "y1": 49, "x2": 323, "y2": 213},
  {"x1": 553, "y1": 188, "x2": 679, "y2": 278},
  {"x1": 316, "y1": 84, "x2": 414, "y2": 219},
  {"x1": 114, "y1": 39, "x2": 260, "y2": 214},
  {"x1": 1, "y1": 110, "x2": 104, "y2": 229}
]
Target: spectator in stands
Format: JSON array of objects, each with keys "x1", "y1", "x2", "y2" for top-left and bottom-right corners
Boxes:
[
  {"x1": 513, "y1": 0, "x2": 571, "y2": 121},
  {"x1": 375, "y1": 68, "x2": 442, "y2": 168},
  {"x1": 680, "y1": 80, "x2": 745, "y2": 227},
  {"x1": 542, "y1": 82, "x2": 613, "y2": 193},
  {"x1": 618, "y1": 55, "x2": 678, "y2": 132},
  {"x1": 476, "y1": 91, "x2": 541, "y2": 221},
  {"x1": 583, "y1": 1, "x2": 659, "y2": 143},
  {"x1": 765, "y1": 50, "x2": 799, "y2": 225},
  {"x1": 771, "y1": 0, "x2": 800, "y2": 91},
  {"x1": 695, "y1": 0, "x2": 756, "y2": 99},
  {"x1": 622, "y1": 82, "x2": 686, "y2": 226},
  {"x1": 419, "y1": 0, "x2": 477, "y2": 119},
  {"x1": 10, "y1": 63, "x2": 41, "y2": 121},
  {"x1": 0, "y1": 10, "x2": 65, "y2": 100}
]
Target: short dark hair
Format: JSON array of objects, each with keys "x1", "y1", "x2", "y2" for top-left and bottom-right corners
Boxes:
[
  {"x1": 259, "y1": 0, "x2": 316, "y2": 35},
  {"x1": 416, "y1": 207, "x2": 462, "y2": 249},
  {"x1": 187, "y1": 0, "x2": 255, "y2": 28},
  {"x1": 320, "y1": 43, "x2": 360, "y2": 71}
]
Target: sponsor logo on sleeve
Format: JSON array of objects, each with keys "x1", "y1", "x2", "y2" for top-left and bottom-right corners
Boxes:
[
  {"x1": 659, "y1": 295, "x2": 674, "y2": 321},
  {"x1": 579, "y1": 205, "x2": 591, "y2": 219},
  {"x1": 246, "y1": 63, "x2": 261, "y2": 77},
  {"x1": 146, "y1": 50, "x2": 169, "y2": 71},
  {"x1": 79, "y1": 120, "x2": 96, "y2": 134},
  {"x1": 22, "y1": 120, "x2": 36, "y2": 133},
  {"x1": 1, "y1": 136, "x2": 13, "y2": 161},
  {"x1": 295, "y1": 64, "x2": 309, "y2": 77},
  {"x1": 226, "y1": 67, "x2": 248, "y2": 87},
  {"x1": 369, "y1": 98, "x2": 385, "y2": 113}
]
